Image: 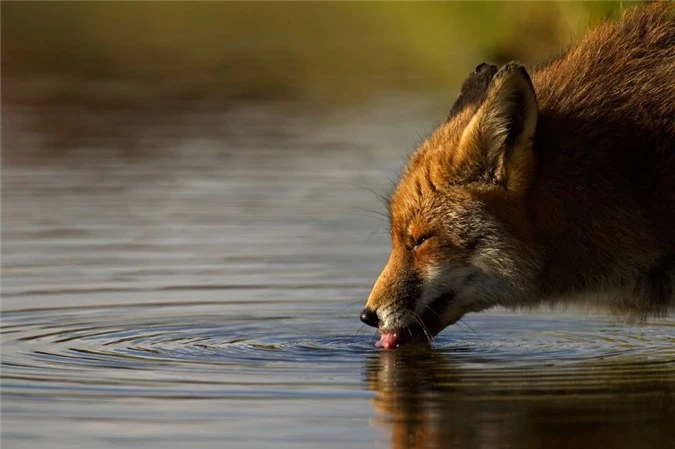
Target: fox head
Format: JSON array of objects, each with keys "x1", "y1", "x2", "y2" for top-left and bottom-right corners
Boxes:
[{"x1": 361, "y1": 62, "x2": 543, "y2": 348}]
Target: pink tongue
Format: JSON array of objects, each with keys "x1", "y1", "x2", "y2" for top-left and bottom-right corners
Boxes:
[{"x1": 375, "y1": 333, "x2": 400, "y2": 349}]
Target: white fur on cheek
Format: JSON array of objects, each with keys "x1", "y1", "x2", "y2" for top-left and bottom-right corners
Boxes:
[{"x1": 454, "y1": 270, "x2": 505, "y2": 311}]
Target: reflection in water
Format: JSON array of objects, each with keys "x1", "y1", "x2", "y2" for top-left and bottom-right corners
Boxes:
[
  {"x1": 366, "y1": 349, "x2": 675, "y2": 449},
  {"x1": 3, "y1": 97, "x2": 675, "y2": 448},
  {"x1": 1, "y1": 99, "x2": 439, "y2": 449}
]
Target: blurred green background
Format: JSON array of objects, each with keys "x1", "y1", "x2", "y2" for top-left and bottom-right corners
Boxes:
[
  {"x1": 2, "y1": 1, "x2": 638, "y2": 154},
  {"x1": 3, "y1": 1, "x2": 638, "y2": 102}
]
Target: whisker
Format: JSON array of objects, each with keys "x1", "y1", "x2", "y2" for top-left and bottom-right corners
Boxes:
[
  {"x1": 345, "y1": 174, "x2": 390, "y2": 210},
  {"x1": 405, "y1": 324, "x2": 414, "y2": 343},
  {"x1": 458, "y1": 319, "x2": 481, "y2": 338},
  {"x1": 411, "y1": 312, "x2": 433, "y2": 344},
  {"x1": 452, "y1": 318, "x2": 475, "y2": 336},
  {"x1": 417, "y1": 318, "x2": 433, "y2": 344},
  {"x1": 351, "y1": 324, "x2": 370, "y2": 344},
  {"x1": 422, "y1": 304, "x2": 443, "y2": 322},
  {"x1": 358, "y1": 173, "x2": 391, "y2": 209},
  {"x1": 337, "y1": 298, "x2": 366, "y2": 314},
  {"x1": 367, "y1": 227, "x2": 390, "y2": 242},
  {"x1": 371, "y1": 329, "x2": 380, "y2": 345},
  {"x1": 352, "y1": 205, "x2": 389, "y2": 220}
]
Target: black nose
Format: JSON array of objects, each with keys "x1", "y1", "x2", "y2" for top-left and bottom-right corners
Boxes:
[{"x1": 359, "y1": 308, "x2": 379, "y2": 328}]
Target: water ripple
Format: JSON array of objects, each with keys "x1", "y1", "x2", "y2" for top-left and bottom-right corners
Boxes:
[{"x1": 3, "y1": 302, "x2": 674, "y2": 402}]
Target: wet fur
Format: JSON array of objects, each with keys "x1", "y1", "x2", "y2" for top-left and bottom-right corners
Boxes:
[{"x1": 365, "y1": 3, "x2": 675, "y2": 339}]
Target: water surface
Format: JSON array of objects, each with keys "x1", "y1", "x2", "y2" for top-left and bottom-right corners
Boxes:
[{"x1": 2, "y1": 99, "x2": 674, "y2": 448}]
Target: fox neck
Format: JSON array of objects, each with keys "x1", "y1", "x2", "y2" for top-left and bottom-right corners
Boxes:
[{"x1": 525, "y1": 109, "x2": 673, "y2": 306}]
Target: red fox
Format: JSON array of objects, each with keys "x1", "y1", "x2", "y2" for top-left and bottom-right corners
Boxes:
[{"x1": 360, "y1": 3, "x2": 675, "y2": 348}]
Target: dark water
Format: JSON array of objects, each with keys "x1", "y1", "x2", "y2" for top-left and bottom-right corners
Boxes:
[{"x1": 2, "y1": 99, "x2": 674, "y2": 448}]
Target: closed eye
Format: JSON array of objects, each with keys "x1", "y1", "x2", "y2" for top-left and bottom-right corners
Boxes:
[{"x1": 412, "y1": 234, "x2": 433, "y2": 250}]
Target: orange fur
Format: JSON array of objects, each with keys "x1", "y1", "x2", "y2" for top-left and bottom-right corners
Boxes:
[{"x1": 362, "y1": 3, "x2": 675, "y2": 346}]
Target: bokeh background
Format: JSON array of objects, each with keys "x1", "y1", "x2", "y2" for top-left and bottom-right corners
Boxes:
[{"x1": 3, "y1": 1, "x2": 636, "y2": 158}]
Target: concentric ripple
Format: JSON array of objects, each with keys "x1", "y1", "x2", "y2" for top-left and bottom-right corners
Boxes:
[
  {"x1": 3, "y1": 300, "x2": 675, "y2": 449},
  {"x1": 2, "y1": 300, "x2": 373, "y2": 399},
  {"x1": 4, "y1": 301, "x2": 674, "y2": 397}
]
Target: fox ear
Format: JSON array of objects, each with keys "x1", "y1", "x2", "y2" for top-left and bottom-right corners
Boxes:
[
  {"x1": 459, "y1": 62, "x2": 538, "y2": 192},
  {"x1": 448, "y1": 62, "x2": 499, "y2": 118}
]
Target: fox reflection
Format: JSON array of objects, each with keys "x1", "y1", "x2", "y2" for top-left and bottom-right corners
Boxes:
[{"x1": 365, "y1": 351, "x2": 675, "y2": 449}]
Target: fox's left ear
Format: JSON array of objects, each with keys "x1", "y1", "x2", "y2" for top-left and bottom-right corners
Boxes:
[{"x1": 459, "y1": 62, "x2": 538, "y2": 192}]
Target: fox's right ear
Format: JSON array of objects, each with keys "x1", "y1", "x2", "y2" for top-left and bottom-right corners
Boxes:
[{"x1": 457, "y1": 62, "x2": 538, "y2": 192}]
